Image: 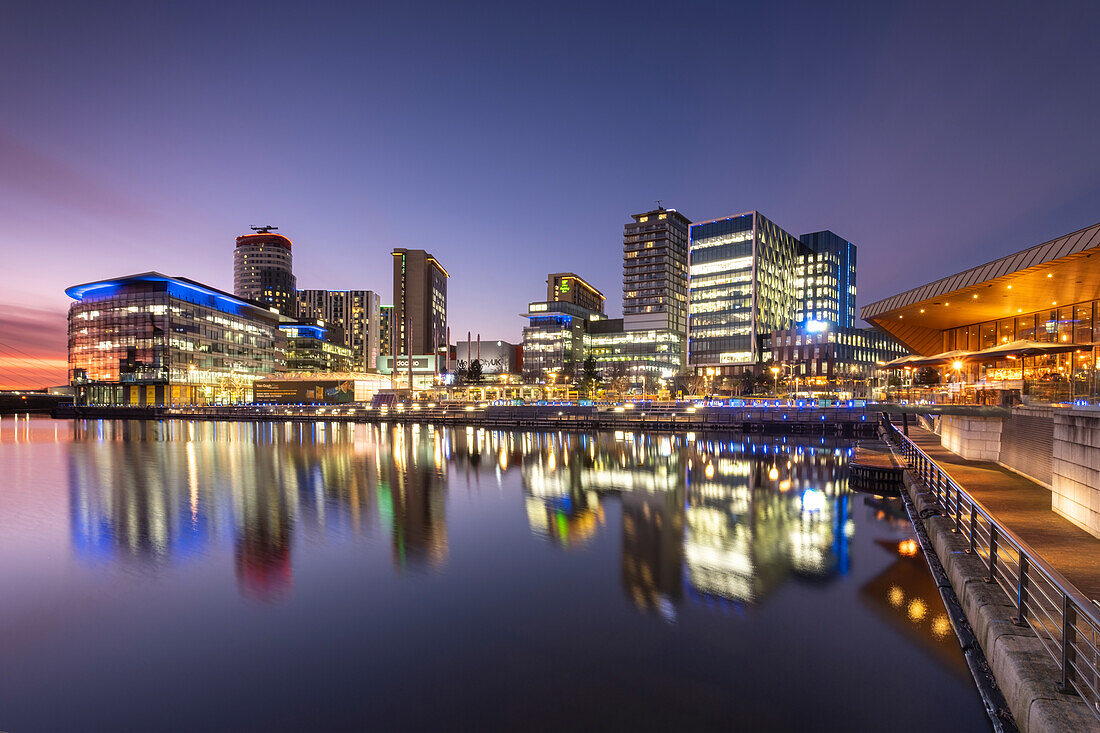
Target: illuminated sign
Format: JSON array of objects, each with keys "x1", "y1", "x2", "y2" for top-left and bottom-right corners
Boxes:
[{"x1": 253, "y1": 380, "x2": 354, "y2": 404}]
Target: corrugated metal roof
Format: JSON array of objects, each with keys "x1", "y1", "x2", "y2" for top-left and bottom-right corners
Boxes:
[{"x1": 862, "y1": 221, "x2": 1100, "y2": 320}]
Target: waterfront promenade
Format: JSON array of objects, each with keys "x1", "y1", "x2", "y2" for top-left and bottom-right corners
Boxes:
[{"x1": 906, "y1": 425, "x2": 1100, "y2": 601}]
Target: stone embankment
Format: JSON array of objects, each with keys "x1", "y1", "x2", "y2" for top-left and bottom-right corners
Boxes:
[{"x1": 901, "y1": 472, "x2": 1098, "y2": 732}]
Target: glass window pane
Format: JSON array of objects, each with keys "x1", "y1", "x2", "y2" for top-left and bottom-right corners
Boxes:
[
  {"x1": 981, "y1": 322, "x2": 997, "y2": 349},
  {"x1": 1075, "y1": 304, "x2": 1093, "y2": 344},
  {"x1": 1058, "y1": 308, "x2": 1073, "y2": 344},
  {"x1": 1015, "y1": 314, "x2": 1036, "y2": 341}
]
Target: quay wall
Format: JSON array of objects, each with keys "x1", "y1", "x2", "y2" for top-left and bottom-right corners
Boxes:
[
  {"x1": 901, "y1": 472, "x2": 1098, "y2": 732},
  {"x1": 51, "y1": 404, "x2": 883, "y2": 437}
]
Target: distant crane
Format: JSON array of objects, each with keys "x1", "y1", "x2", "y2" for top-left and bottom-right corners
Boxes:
[{"x1": 250, "y1": 225, "x2": 279, "y2": 233}]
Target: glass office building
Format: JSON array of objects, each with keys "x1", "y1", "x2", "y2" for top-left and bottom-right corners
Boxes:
[
  {"x1": 689, "y1": 212, "x2": 803, "y2": 375},
  {"x1": 67, "y1": 272, "x2": 284, "y2": 405},
  {"x1": 771, "y1": 325, "x2": 908, "y2": 384},
  {"x1": 798, "y1": 231, "x2": 856, "y2": 328},
  {"x1": 281, "y1": 322, "x2": 355, "y2": 373},
  {"x1": 522, "y1": 300, "x2": 607, "y2": 382},
  {"x1": 584, "y1": 324, "x2": 685, "y2": 386}
]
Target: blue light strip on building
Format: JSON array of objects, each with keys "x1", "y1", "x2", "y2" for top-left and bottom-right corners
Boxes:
[{"x1": 65, "y1": 274, "x2": 267, "y2": 318}]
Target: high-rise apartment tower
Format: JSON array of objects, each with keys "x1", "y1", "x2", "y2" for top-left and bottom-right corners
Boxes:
[
  {"x1": 233, "y1": 229, "x2": 296, "y2": 317},
  {"x1": 296, "y1": 289, "x2": 382, "y2": 371},
  {"x1": 392, "y1": 249, "x2": 448, "y2": 359},
  {"x1": 622, "y1": 207, "x2": 691, "y2": 336}
]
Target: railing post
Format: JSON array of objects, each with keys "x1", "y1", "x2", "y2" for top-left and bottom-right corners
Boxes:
[
  {"x1": 985, "y1": 524, "x2": 998, "y2": 584},
  {"x1": 1058, "y1": 595, "x2": 1079, "y2": 695},
  {"x1": 952, "y1": 484, "x2": 960, "y2": 532},
  {"x1": 968, "y1": 506, "x2": 977, "y2": 554},
  {"x1": 1012, "y1": 554, "x2": 1029, "y2": 626}
]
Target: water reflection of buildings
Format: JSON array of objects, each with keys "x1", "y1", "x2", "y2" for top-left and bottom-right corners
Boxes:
[
  {"x1": 518, "y1": 432, "x2": 855, "y2": 613},
  {"x1": 621, "y1": 490, "x2": 683, "y2": 614},
  {"x1": 383, "y1": 425, "x2": 448, "y2": 569},
  {"x1": 684, "y1": 439, "x2": 853, "y2": 606},
  {"x1": 68, "y1": 420, "x2": 457, "y2": 597},
  {"x1": 68, "y1": 422, "x2": 860, "y2": 613}
]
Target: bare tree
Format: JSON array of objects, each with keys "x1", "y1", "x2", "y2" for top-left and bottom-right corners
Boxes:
[{"x1": 606, "y1": 362, "x2": 630, "y2": 396}]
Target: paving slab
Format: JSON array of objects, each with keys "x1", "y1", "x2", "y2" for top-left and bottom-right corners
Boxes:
[{"x1": 907, "y1": 425, "x2": 1100, "y2": 601}]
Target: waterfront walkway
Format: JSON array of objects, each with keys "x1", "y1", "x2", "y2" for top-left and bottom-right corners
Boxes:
[{"x1": 907, "y1": 425, "x2": 1100, "y2": 601}]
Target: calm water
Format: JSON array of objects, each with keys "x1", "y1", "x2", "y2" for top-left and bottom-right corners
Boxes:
[{"x1": 0, "y1": 417, "x2": 990, "y2": 732}]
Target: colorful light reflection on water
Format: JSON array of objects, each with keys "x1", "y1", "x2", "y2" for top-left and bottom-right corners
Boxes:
[{"x1": 0, "y1": 417, "x2": 990, "y2": 732}]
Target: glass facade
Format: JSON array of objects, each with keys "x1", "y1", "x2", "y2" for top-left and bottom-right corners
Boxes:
[
  {"x1": 798, "y1": 231, "x2": 856, "y2": 328},
  {"x1": 689, "y1": 212, "x2": 803, "y2": 371},
  {"x1": 281, "y1": 323, "x2": 354, "y2": 373},
  {"x1": 772, "y1": 326, "x2": 909, "y2": 380},
  {"x1": 584, "y1": 327, "x2": 684, "y2": 387},
  {"x1": 68, "y1": 274, "x2": 284, "y2": 405},
  {"x1": 521, "y1": 301, "x2": 606, "y2": 383},
  {"x1": 942, "y1": 300, "x2": 1100, "y2": 401}
]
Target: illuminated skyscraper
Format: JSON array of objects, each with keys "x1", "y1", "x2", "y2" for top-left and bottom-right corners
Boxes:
[
  {"x1": 688, "y1": 212, "x2": 803, "y2": 376},
  {"x1": 797, "y1": 230, "x2": 856, "y2": 329},
  {"x1": 623, "y1": 207, "x2": 691, "y2": 336},
  {"x1": 391, "y1": 249, "x2": 448, "y2": 360},
  {"x1": 233, "y1": 228, "x2": 296, "y2": 317},
  {"x1": 584, "y1": 207, "x2": 691, "y2": 388}
]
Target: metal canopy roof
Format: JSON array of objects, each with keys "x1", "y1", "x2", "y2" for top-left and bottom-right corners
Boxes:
[{"x1": 860, "y1": 221, "x2": 1100, "y2": 354}]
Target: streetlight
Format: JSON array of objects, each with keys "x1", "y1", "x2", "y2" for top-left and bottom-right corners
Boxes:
[{"x1": 770, "y1": 366, "x2": 780, "y2": 398}]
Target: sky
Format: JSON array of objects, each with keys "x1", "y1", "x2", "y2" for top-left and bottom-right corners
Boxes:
[{"x1": 1, "y1": 0, "x2": 1098, "y2": 388}]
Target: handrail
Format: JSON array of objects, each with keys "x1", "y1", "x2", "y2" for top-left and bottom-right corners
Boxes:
[{"x1": 880, "y1": 415, "x2": 1100, "y2": 720}]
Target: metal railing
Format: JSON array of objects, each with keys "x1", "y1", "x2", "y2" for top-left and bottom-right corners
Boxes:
[{"x1": 881, "y1": 416, "x2": 1100, "y2": 721}]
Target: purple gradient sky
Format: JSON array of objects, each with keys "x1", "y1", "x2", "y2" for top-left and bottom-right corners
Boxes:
[{"x1": 1, "y1": 0, "x2": 1098, "y2": 387}]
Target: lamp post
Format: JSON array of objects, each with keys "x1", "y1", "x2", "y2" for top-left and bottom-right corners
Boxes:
[{"x1": 770, "y1": 366, "x2": 780, "y2": 398}]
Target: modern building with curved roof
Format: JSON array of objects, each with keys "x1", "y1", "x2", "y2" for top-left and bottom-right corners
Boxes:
[
  {"x1": 67, "y1": 272, "x2": 285, "y2": 405},
  {"x1": 861, "y1": 221, "x2": 1100, "y2": 356}
]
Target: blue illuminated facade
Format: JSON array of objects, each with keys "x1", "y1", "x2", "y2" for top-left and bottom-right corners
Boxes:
[
  {"x1": 798, "y1": 231, "x2": 856, "y2": 329},
  {"x1": 67, "y1": 272, "x2": 285, "y2": 405}
]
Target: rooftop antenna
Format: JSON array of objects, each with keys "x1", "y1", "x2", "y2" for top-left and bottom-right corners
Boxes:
[
  {"x1": 656, "y1": 200, "x2": 664, "y2": 210},
  {"x1": 250, "y1": 225, "x2": 279, "y2": 233}
]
